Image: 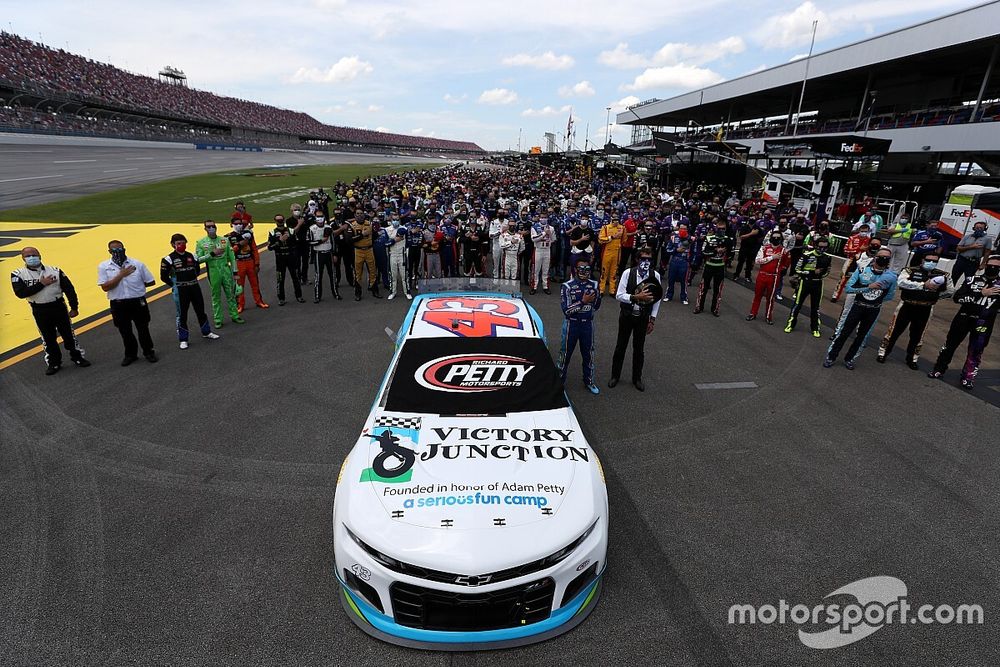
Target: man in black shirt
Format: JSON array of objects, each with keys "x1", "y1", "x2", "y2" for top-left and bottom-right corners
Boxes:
[
  {"x1": 161, "y1": 233, "x2": 220, "y2": 349},
  {"x1": 268, "y1": 215, "x2": 304, "y2": 305}
]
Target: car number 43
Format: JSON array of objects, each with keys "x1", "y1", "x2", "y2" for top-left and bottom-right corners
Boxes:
[{"x1": 351, "y1": 563, "x2": 372, "y2": 581}]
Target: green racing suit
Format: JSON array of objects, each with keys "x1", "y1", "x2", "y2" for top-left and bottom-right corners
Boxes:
[{"x1": 195, "y1": 234, "x2": 240, "y2": 324}]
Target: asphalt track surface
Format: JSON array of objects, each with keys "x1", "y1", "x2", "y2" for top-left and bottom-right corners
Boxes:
[
  {"x1": 2, "y1": 253, "x2": 999, "y2": 666},
  {"x1": 0, "y1": 134, "x2": 447, "y2": 210}
]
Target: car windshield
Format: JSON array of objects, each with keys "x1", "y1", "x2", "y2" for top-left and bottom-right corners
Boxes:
[{"x1": 382, "y1": 337, "x2": 569, "y2": 415}]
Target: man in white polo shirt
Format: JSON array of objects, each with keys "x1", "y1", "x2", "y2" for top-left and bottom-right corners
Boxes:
[{"x1": 98, "y1": 239, "x2": 157, "y2": 366}]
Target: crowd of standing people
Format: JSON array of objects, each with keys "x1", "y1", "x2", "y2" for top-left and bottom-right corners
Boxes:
[{"x1": 10, "y1": 163, "x2": 1000, "y2": 391}]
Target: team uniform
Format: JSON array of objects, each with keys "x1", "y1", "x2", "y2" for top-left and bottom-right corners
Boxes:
[
  {"x1": 661, "y1": 233, "x2": 690, "y2": 302},
  {"x1": 878, "y1": 265, "x2": 951, "y2": 366},
  {"x1": 530, "y1": 220, "x2": 556, "y2": 292},
  {"x1": 405, "y1": 221, "x2": 424, "y2": 290},
  {"x1": 931, "y1": 272, "x2": 1000, "y2": 388},
  {"x1": 785, "y1": 249, "x2": 832, "y2": 335},
  {"x1": 748, "y1": 243, "x2": 791, "y2": 322},
  {"x1": 98, "y1": 256, "x2": 157, "y2": 361},
  {"x1": 11, "y1": 263, "x2": 88, "y2": 371},
  {"x1": 195, "y1": 234, "x2": 241, "y2": 326},
  {"x1": 694, "y1": 232, "x2": 734, "y2": 315},
  {"x1": 597, "y1": 222, "x2": 623, "y2": 294},
  {"x1": 825, "y1": 265, "x2": 898, "y2": 367},
  {"x1": 499, "y1": 228, "x2": 523, "y2": 280},
  {"x1": 229, "y1": 231, "x2": 267, "y2": 312},
  {"x1": 832, "y1": 232, "x2": 872, "y2": 302},
  {"x1": 160, "y1": 250, "x2": 217, "y2": 345},
  {"x1": 308, "y1": 222, "x2": 339, "y2": 302},
  {"x1": 267, "y1": 225, "x2": 303, "y2": 304},
  {"x1": 352, "y1": 219, "x2": 379, "y2": 298},
  {"x1": 386, "y1": 225, "x2": 410, "y2": 299},
  {"x1": 558, "y1": 276, "x2": 602, "y2": 388}
]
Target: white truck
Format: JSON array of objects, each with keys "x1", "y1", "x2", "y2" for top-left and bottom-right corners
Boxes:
[{"x1": 938, "y1": 184, "x2": 1000, "y2": 252}]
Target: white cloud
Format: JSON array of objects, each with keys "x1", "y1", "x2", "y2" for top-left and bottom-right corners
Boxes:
[
  {"x1": 558, "y1": 80, "x2": 595, "y2": 98},
  {"x1": 621, "y1": 64, "x2": 724, "y2": 92},
  {"x1": 609, "y1": 95, "x2": 641, "y2": 113},
  {"x1": 410, "y1": 127, "x2": 437, "y2": 137},
  {"x1": 599, "y1": 37, "x2": 744, "y2": 69},
  {"x1": 375, "y1": 126, "x2": 392, "y2": 132},
  {"x1": 478, "y1": 88, "x2": 519, "y2": 105},
  {"x1": 289, "y1": 56, "x2": 373, "y2": 84},
  {"x1": 367, "y1": 104, "x2": 382, "y2": 112},
  {"x1": 521, "y1": 105, "x2": 572, "y2": 117},
  {"x1": 754, "y1": 2, "x2": 842, "y2": 49},
  {"x1": 443, "y1": 93, "x2": 468, "y2": 104},
  {"x1": 501, "y1": 51, "x2": 574, "y2": 70}
]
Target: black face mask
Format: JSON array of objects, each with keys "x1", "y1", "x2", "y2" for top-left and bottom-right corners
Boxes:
[
  {"x1": 874, "y1": 256, "x2": 890, "y2": 268},
  {"x1": 984, "y1": 265, "x2": 1000, "y2": 279}
]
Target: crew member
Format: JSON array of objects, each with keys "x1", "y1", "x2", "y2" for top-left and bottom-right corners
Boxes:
[
  {"x1": 746, "y1": 231, "x2": 790, "y2": 324},
  {"x1": 161, "y1": 233, "x2": 220, "y2": 349},
  {"x1": 405, "y1": 215, "x2": 424, "y2": 291},
  {"x1": 597, "y1": 214, "x2": 623, "y2": 295},
  {"x1": 11, "y1": 247, "x2": 91, "y2": 375},
  {"x1": 952, "y1": 221, "x2": 992, "y2": 286},
  {"x1": 351, "y1": 212, "x2": 380, "y2": 300},
  {"x1": 308, "y1": 214, "x2": 339, "y2": 302},
  {"x1": 824, "y1": 247, "x2": 897, "y2": 370},
  {"x1": 499, "y1": 222, "x2": 523, "y2": 280},
  {"x1": 422, "y1": 218, "x2": 443, "y2": 280},
  {"x1": 830, "y1": 238, "x2": 882, "y2": 342},
  {"x1": 929, "y1": 256, "x2": 1000, "y2": 389},
  {"x1": 784, "y1": 237, "x2": 832, "y2": 337},
  {"x1": 609, "y1": 247, "x2": 661, "y2": 391},
  {"x1": 694, "y1": 218, "x2": 733, "y2": 316},
  {"x1": 884, "y1": 213, "x2": 913, "y2": 272},
  {"x1": 907, "y1": 220, "x2": 943, "y2": 267},
  {"x1": 386, "y1": 218, "x2": 410, "y2": 300},
  {"x1": 558, "y1": 258, "x2": 602, "y2": 395},
  {"x1": 290, "y1": 204, "x2": 311, "y2": 284},
  {"x1": 195, "y1": 220, "x2": 244, "y2": 327},
  {"x1": 530, "y1": 215, "x2": 556, "y2": 294},
  {"x1": 268, "y1": 214, "x2": 303, "y2": 305},
  {"x1": 662, "y1": 229, "x2": 690, "y2": 304},
  {"x1": 832, "y1": 223, "x2": 872, "y2": 303},
  {"x1": 230, "y1": 225, "x2": 268, "y2": 312},
  {"x1": 98, "y1": 240, "x2": 157, "y2": 365},
  {"x1": 877, "y1": 252, "x2": 950, "y2": 368}
]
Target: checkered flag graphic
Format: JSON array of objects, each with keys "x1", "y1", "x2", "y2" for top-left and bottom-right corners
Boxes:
[{"x1": 375, "y1": 416, "x2": 422, "y2": 430}]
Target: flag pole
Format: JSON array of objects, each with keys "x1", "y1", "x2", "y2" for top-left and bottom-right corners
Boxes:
[{"x1": 792, "y1": 19, "x2": 818, "y2": 138}]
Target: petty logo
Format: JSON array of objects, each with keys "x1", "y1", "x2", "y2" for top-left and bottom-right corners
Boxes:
[{"x1": 415, "y1": 354, "x2": 534, "y2": 392}]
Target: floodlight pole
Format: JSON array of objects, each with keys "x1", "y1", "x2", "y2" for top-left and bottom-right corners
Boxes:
[
  {"x1": 792, "y1": 20, "x2": 818, "y2": 138},
  {"x1": 605, "y1": 107, "x2": 611, "y2": 146}
]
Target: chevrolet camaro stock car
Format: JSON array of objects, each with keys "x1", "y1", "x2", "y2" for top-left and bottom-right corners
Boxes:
[{"x1": 333, "y1": 280, "x2": 609, "y2": 650}]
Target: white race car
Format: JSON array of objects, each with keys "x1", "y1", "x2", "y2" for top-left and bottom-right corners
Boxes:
[{"x1": 333, "y1": 289, "x2": 609, "y2": 650}]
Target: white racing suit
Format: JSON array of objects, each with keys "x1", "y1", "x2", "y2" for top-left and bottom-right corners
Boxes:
[
  {"x1": 499, "y1": 231, "x2": 523, "y2": 280},
  {"x1": 531, "y1": 222, "x2": 556, "y2": 291},
  {"x1": 489, "y1": 218, "x2": 503, "y2": 278},
  {"x1": 387, "y1": 229, "x2": 409, "y2": 297}
]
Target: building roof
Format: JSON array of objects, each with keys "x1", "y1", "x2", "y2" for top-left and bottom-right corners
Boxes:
[{"x1": 620, "y1": 2, "x2": 1000, "y2": 128}]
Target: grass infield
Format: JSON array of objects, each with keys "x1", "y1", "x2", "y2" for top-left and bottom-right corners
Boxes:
[{"x1": 0, "y1": 163, "x2": 434, "y2": 224}]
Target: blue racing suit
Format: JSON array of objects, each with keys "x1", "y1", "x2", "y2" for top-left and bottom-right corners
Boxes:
[
  {"x1": 558, "y1": 277, "x2": 602, "y2": 385},
  {"x1": 663, "y1": 234, "x2": 691, "y2": 301}
]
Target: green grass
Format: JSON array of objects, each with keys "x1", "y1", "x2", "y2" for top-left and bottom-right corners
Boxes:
[{"x1": 0, "y1": 164, "x2": 436, "y2": 224}]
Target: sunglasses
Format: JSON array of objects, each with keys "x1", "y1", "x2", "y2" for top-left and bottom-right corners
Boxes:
[{"x1": 205, "y1": 225, "x2": 217, "y2": 230}]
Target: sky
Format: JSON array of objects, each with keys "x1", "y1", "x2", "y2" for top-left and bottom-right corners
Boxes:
[{"x1": 3, "y1": 0, "x2": 989, "y2": 150}]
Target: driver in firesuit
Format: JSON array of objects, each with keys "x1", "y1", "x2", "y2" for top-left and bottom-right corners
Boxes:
[
  {"x1": 195, "y1": 220, "x2": 244, "y2": 327},
  {"x1": 558, "y1": 257, "x2": 602, "y2": 395}
]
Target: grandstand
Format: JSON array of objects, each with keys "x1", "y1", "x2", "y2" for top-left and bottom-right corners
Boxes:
[
  {"x1": 619, "y1": 2, "x2": 1000, "y2": 214},
  {"x1": 0, "y1": 32, "x2": 484, "y2": 155}
]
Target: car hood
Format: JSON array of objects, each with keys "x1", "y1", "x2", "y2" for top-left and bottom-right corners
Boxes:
[{"x1": 335, "y1": 408, "x2": 606, "y2": 573}]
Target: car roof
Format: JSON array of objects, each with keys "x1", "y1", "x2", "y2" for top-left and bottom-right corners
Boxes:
[{"x1": 404, "y1": 294, "x2": 539, "y2": 339}]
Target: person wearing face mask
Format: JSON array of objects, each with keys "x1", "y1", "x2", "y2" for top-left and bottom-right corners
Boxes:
[
  {"x1": 231, "y1": 201, "x2": 253, "y2": 229},
  {"x1": 747, "y1": 232, "x2": 791, "y2": 324},
  {"x1": 830, "y1": 239, "x2": 883, "y2": 342},
  {"x1": 229, "y1": 223, "x2": 269, "y2": 313},
  {"x1": 694, "y1": 219, "x2": 734, "y2": 316},
  {"x1": 832, "y1": 224, "x2": 872, "y2": 303},
  {"x1": 823, "y1": 248, "x2": 898, "y2": 370},
  {"x1": 661, "y1": 230, "x2": 691, "y2": 305},
  {"x1": 952, "y1": 222, "x2": 993, "y2": 286},
  {"x1": 885, "y1": 213, "x2": 913, "y2": 272},
  {"x1": 570, "y1": 214, "x2": 596, "y2": 267},
  {"x1": 351, "y1": 212, "x2": 380, "y2": 301},
  {"x1": 161, "y1": 234, "x2": 220, "y2": 349},
  {"x1": 268, "y1": 215, "x2": 303, "y2": 306},
  {"x1": 404, "y1": 215, "x2": 425, "y2": 292},
  {"x1": 610, "y1": 247, "x2": 661, "y2": 391},
  {"x1": 877, "y1": 252, "x2": 951, "y2": 368},
  {"x1": 11, "y1": 247, "x2": 91, "y2": 375},
  {"x1": 422, "y1": 218, "x2": 443, "y2": 280},
  {"x1": 597, "y1": 214, "x2": 624, "y2": 295},
  {"x1": 558, "y1": 258, "x2": 602, "y2": 395},
  {"x1": 929, "y1": 255, "x2": 1000, "y2": 389},
  {"x1": 386, "y1": 217, "x2": 410, "y2": 300},
  {"x1": 498, "y1": 222, "x2": 524, "y2": 280},
  {"x1": 784, "y1": 238, "x2": 832, "y2": 336},
  {"x1": 907, "y1": 220, "x2": 943, "y2": 267},
  {"x1": 98, "y1": 240, "x2": 157, "y2": 365},
  {"x1": 529, "y1": 215, "x2": 556, "y2": 294},
  {"x1": 488, "y1": 210, "x2": 504, "y2": 278},
  {"x1": 196, "y1": 220, "x2": 243, "y2": 327},
  {"x1": 290, "y1": 204, "x2": 312, "y2": 284},
  {"x1": 308, "y1": 213, "x2": 340, "y2": 302}
]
